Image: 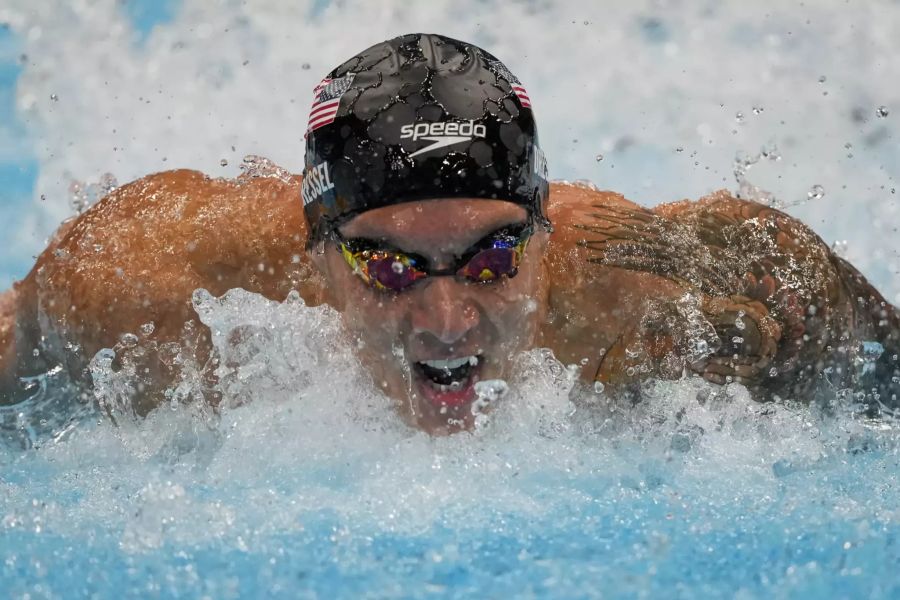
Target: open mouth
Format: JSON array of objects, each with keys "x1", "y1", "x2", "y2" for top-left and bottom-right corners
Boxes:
[{"x1": 412, "y1": 355, "x2": 482, "y2": 408}]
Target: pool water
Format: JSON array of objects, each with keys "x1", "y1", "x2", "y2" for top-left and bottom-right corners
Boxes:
[{"x1": 2, "y1": 1, "x2": 900, "y2": 597}]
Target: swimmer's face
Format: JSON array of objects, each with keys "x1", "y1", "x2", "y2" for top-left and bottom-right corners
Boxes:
[{"x1": 311, "y1": 199, "x2": 550, "y2": 434}]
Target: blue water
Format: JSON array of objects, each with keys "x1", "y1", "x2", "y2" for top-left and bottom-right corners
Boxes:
[
  {"x1": 4, "y1": 495, "x2": 897, "y2": 598},
  {"x1": 3, "y1": 1, "x2": 900, "y2": 598}
]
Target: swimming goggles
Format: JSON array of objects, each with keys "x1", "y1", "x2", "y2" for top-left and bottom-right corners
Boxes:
[{"x1": 332, "y1": 222, "x2": 533, "y2": 292}]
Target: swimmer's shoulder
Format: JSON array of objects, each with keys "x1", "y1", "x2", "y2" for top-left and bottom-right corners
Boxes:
[
  {"x1": 24, "y1": 168, "x2": 322, "y2": 363},
  {"x1": 540, "y1": 182, "x2": 684, "y2": 372},
  {"x1": 33, "y1": 168, "x2": 312, "y2": 296},
  {"x1": 546, "y1": 182, "x2": 646, "y2": 234}
]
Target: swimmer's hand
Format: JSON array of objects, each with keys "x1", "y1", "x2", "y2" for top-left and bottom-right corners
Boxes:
[
  {"x1": 595, "y1": 293, "x2": 782, "y2": 390},
  {"x1": 689, "y1": 294, "x2": 782, "y2": 386}
]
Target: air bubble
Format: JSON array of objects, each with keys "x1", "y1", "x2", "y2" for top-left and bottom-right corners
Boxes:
[
  {"x1": 220, "y1": 159, "x2": 228, "y2": 167},
  {"x1": 876, "y1": 105, "x2": 889, "y2": 118}
]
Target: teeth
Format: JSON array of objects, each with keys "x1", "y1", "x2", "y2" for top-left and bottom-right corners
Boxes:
[{"x1": 421, "y1": 355, "x2": 478, "y2": 370}]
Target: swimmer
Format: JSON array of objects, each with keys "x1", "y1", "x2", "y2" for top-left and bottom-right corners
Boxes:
[{"x1": 1, "y1": 33, "x2": 898, "y2": 434}]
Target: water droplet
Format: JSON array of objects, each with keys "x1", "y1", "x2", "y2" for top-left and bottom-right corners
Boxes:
[
  {"x1": 49, "y1": 93, "x2": 58, "y2": 101},
  {"x1": 675, "y1": 146, "x2": 684, "y2": 153},
  {"x1": 240, "y1": 155, "x2": 292, "y2": 182},
  {"x1": 818, "y1": 75, "x2": 827, "y2": 83},
  {"x1": 734, "y1": 317, "x2": 746, "y2": 330},
  {"x1": 752, "y1": 106, "x2": 763, "y2": 115},
  {"x1": 99, "y1": 173, "x2": 118, "y2": 193},
  {"x1": 593, "y1": 381, "x2": 605, "y2": 394},
  {"x1": 761, "y1": 142, "x2": 781, "y2": 161},
  {"x1": 876, "y1": 105, "x2": 889, "y2": 118},
  {"x1": 391, "y1": 261, "x2": 404, "y2": 274},
  {"x1": 474, "y1": 379, "x2": 509, "y2": 402},
  {"x1": 301, "y1": 63, "x2": 311, "y2": 70},
  {"x1": 119, "y1": 333, "x2": 139, "y2": 348},
  {"x1": 140, "y1": 322, "x2": 156, "y2": 336},
  {"x1": 831, "y1": 240, "x2": 849, "y2": 257},
  {"x1": 220, "y1": 159, "x2": 228, "y2": 166},
  {"x1": 808, "y1": 184, "x2": 825, "y2": 200},
  {"x1": 595, "y1": 154, "x2": 604, "y2": 161},
  {"x1": 735, "y1": 111, "x2": 745, "y2": 123}
]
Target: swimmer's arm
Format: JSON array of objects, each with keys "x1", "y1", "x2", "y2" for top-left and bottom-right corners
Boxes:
[
  {"x1": 655, "y1": 191, "x2": 896, "y2": 397},
  {"x1": 0, "y1": 288, "x2": 17, "y2": 400},
  {"x1": 25, "y1": 168, "x2": 322, "y2": 412}
]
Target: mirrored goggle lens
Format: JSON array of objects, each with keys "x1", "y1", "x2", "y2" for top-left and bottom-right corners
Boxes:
[
  {"x1": 365, "y1": 255, "x2": 427, "y2": 291},
  {"x1": 457, "y1": 247, "x2": 518, "y2": 282}
]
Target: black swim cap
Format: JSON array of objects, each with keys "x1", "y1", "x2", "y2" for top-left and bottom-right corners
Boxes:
[{"x1": 302, "y1": 33, "x2": 550, "y2": 244}]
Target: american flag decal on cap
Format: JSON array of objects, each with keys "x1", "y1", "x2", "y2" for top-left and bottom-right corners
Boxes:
[
  {"x1": 486, "y1": 59, "x2": 531, "y2": 109},
  {"x1": 305, "y1": 73, "x2": 356, "y2": 137}
]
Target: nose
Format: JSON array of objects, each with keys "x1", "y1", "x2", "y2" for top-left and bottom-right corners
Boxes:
[{"x1": 410, "y1": 276, "x2": 480, "y2": 345}]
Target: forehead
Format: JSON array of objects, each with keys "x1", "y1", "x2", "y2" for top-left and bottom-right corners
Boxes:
[{"x1": 339, "y1": 198, "x2": 528, "y2": 249}]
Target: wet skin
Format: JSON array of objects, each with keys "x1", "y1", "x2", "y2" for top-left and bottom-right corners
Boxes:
[{"x1": 1, "y1": 169, "x2": 899, "y2": 431}]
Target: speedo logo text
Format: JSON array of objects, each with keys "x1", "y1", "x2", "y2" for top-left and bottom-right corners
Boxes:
[{"x1": 400, "y1": 120, "x2": 487, "y2": 158}]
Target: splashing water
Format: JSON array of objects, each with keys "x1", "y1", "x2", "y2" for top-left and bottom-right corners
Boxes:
[
  {"x1": 238, "y1": 154, "x2": 294, "y2": 183},
  {"x1": 2, "y1": 288, "x2": 900, "y2": 596}
]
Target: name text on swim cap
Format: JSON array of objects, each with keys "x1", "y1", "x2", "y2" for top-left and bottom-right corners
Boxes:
[{"x1": 301, "y1": 161, "x2": 335, "y2": 206}]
